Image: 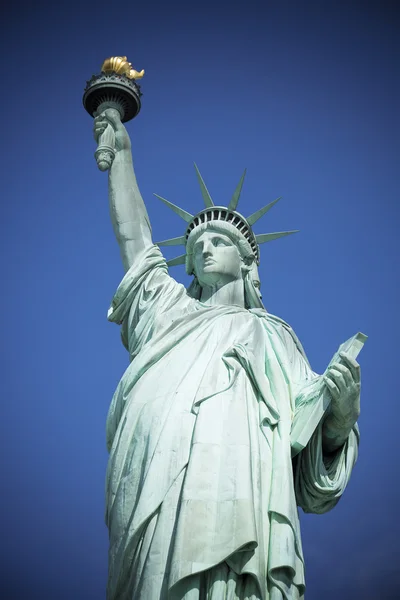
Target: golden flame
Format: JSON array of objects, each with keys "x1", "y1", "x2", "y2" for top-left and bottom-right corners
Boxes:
[{"x1": 101, "y1": 56, "x2": 144, "y2": 80}]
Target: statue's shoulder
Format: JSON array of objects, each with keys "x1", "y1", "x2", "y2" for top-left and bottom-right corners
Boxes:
[
  {"x1": 264, "y1": 312, "x2": 296, "y2": 340},
  {"x1": 266, "y1": 312, "x2": 311, "y2": 366},
  {"x1": 249, "y1": 309, "x2": 291, "y2": 332},
  {"x1": 265, "y1": 312, "x2": 292, "y2": 331}
]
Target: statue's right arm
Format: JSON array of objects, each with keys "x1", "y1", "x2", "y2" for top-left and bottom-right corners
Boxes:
[{"x1": 94, "y1": 109, "x2": 153, "y2": 272}]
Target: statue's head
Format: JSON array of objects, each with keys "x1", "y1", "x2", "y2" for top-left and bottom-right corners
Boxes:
[
  {"x1": 155, "y1": 165, "x2": 298, "y2": 309},
  {"x1": 187, "y1": 222, "x2": 264, "y2": 308}
]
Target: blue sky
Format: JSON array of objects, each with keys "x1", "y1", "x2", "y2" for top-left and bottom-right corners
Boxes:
[{"x1": 1, "y1": 1, "x2": 398, "y2": 598}]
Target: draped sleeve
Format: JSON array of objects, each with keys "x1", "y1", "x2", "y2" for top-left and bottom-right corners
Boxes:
[
  {"x1": 270, "y1": 316, "x2": 360, "y2": 514},
  {"x1": 107, "y1": 245, "x2": 191, "y2": 357},
  {"x1": 294, "y1": 421, "x2": 359, "y2": 514}
]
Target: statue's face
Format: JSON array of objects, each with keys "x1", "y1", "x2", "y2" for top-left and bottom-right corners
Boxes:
[{"x1": 192, "y1": 230, "x2": 243, "y2": 287}]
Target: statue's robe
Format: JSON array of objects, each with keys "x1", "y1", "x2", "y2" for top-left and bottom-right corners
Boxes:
[{"x1": 105, "y1": 245, "x2": 359, "y2": 600}]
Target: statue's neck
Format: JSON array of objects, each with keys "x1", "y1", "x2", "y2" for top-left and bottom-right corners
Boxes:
[{"x1": 200, "y1": 278, "x2": 245, "y2": 308}]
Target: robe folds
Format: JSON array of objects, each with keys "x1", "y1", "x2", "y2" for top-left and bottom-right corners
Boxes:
[{"x1": 105, "y1": 245, "x2": 359, "y2": 600}]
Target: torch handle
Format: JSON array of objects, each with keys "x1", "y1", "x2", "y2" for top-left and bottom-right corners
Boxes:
[{"x1": 95, "y1": 121, "x2": 116, "y2": 172}]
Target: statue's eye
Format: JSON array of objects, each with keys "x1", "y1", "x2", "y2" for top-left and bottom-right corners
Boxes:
[{"x1": 213, "y1": 237, "x2": 229, "y2": 247}]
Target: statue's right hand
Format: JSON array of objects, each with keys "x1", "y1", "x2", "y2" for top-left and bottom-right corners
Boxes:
[{"x1": 93, "y1": 108, "x2": 131, "y2": 152}]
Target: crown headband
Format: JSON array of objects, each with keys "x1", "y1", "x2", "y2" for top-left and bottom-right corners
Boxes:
[{"x1": 154, "y1": 164, "x2": 298, "y2": 268}]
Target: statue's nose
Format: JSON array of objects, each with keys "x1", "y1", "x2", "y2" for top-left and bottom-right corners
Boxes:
[{"x1": 202, "y1": 240, "x2": 213, "y2": 256}]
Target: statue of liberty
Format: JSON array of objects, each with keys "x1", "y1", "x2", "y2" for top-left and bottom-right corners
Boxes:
[{"x1": 93, "y1": 103, "x2": 362, "y2": 600}]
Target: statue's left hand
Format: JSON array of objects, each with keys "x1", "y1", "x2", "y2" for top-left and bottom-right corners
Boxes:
[{"x1": 324, "y1": 352, "x2": 361, "y2": 429}]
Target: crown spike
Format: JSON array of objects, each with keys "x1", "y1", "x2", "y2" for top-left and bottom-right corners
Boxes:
[
  {"x1": 247, "y1": 197, "x2": 282, "y2": 226},
  {"x1": 154, "y1": 194, "x2": 193, "y2": 223},
  {"x1": 228, "y1": 169, "x2": 247, "y2": 211},
  {"x1": 166, "y1": 254, "x2": 187, "y2": 267},
  {"x1": 256, "y1": 230, "x2": 299, "y2": 244},
  {"x1": 194, "y1": 163, "x2": 214, "y2": 207},
  {"x1": 156, "y1": 236, "x2": 186, "y2": 246}
]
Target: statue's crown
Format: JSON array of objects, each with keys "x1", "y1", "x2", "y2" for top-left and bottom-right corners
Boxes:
[{"x1": 155, "y1": 164, "x2": 298, "y2": 268}]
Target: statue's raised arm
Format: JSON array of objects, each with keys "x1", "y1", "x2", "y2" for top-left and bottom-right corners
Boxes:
[{"x1": 94, "y1": 109, "x2": 152, "y2": 271}]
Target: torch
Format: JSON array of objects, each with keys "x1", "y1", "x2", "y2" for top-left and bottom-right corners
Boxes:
[{"x1": 83, "y1": 56, "x2": 144, "y2": 171}]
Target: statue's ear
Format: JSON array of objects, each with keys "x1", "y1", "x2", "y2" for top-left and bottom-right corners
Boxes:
[
  {"x1": 243, "y1": 254, "x2": 255, "y2": 267},
  {"x1": 237, "y1": 239, "x2": 255, "y2": 267},
  {"x1": 240, "y1": 251, "x2": 255, "y2": 273}
]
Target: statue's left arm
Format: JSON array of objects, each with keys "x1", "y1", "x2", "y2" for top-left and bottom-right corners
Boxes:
[
  {"x1": 294, "y1": 352, "x2": 361, "y2": 514},
  {"x1": 275, "y1": 320, "x2": 360, "y2": 513}
]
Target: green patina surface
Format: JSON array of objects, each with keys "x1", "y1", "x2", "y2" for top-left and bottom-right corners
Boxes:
[{"x1": 91, "y1": 108, "x2": 364, "y2": 600}]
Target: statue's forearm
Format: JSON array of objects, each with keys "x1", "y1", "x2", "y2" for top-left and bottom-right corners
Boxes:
[{"x1": 108, "y1": 149, "x2": 153, "y2": 271}]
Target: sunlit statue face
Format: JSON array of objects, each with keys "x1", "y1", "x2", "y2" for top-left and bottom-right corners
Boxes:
[{"x1": 192, "y1": 231, "x2": 243, "y2": 287}]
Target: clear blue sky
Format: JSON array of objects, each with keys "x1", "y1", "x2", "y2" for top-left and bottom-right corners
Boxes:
[{"x1": 1, "y1": 1, "x2": 398, "y2": 598}]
